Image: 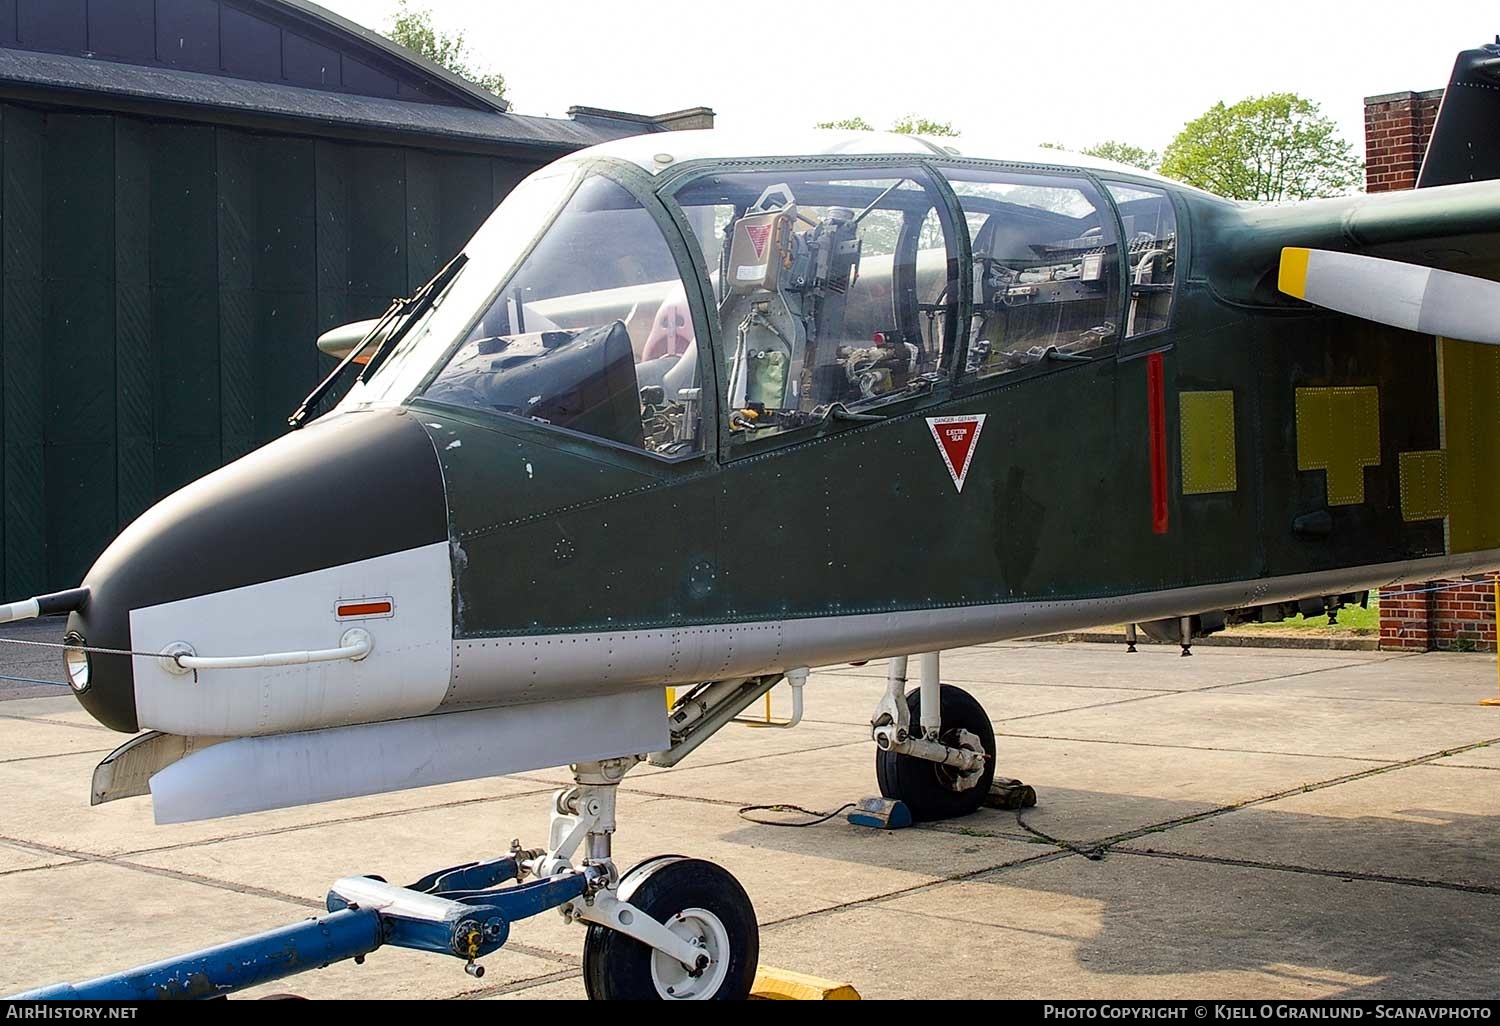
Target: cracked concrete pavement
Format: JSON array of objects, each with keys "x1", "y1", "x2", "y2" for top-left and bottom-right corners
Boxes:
[{"x1": 1, "y1": 625, "x2": 1497, "y2": 999}]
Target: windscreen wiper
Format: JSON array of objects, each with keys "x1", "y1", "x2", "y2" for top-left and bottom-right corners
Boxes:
[
  {"x1": 288, "y1": 253, "x2": 469, "y2": 429},
  {"x1": 358, "y1": 251, "x2": 469, "y2": 384}
]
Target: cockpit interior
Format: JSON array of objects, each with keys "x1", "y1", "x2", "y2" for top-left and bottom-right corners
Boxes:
[{"x1": 392, "y1": 157, "x2": 1178, "y2": 458}]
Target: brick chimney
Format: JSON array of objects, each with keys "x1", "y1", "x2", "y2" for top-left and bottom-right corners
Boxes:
[
  {"x1": 566, "y1": 106, "x2": 716, "y2": 132},
  {"x1": 1363, "y1": 89, "x2": 1444, "y2": 192}
]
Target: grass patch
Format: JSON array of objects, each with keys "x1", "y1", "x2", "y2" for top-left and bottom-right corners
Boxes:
[{"x1": 1230, "y1": 599, "x2": 1380, "y2": 637}]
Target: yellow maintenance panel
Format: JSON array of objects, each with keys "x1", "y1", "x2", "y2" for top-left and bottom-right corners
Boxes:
[
  {"x1": 1441, "y1": 338, "x2": 1500, "y2": 554},
  {"x1": 1398, "y1": 451, "x2": 1449, "y2": 523},
  {"x1": 1295, "y1": 387, "x2": 1381, "y2": 506},
  {"x1": 1180, "y1": 391, "x2": 1238, "y2": 495}
]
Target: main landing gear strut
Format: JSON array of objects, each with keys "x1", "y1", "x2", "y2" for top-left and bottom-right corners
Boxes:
[{"x1": 871, "y1": 652, "x2": 997, "y2": 821}]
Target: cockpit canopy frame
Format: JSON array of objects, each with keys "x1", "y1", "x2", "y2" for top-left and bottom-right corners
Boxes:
[{"x1": 348, "y1": 148, "x2": 1186, "y2": 465}]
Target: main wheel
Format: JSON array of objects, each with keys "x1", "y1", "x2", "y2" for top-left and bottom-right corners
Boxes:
[
  {"x1": 875, "y1": 684, "x2": 996, "y2": 822},
  {"x1": 582, "y1": 857, "x2": 758, "y2": 1000}
]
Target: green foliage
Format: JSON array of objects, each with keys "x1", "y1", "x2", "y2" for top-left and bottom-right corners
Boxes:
[
  {"x1": 815, "y1": 116, "x2": 876, "y2": 131},
  {"x1": 815, "y1": 115, "x2": 959, "y2": 137},
  {"x1": 388, "y1": 1, "x2": 505, "y2": 99},
  {"x1": 1040, "y1": 141, "x2": 1160, "y2": 171},
  {"x1": 1160, "y1": 93, "x2": 1363, "y2": 202},
  {"x1": 1081, "y1": 141, "x2": 1160, "y2": 171},
  {"x1": 890, "y1": 115, "x2": 958, "y2": 138}
]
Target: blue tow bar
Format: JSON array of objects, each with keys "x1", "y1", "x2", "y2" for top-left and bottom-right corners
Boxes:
[
  {"x1": 12, "y1": 855, "x2": 592, "y2": 1000},
  {"x1": 16, "y1": 909, "x2": 384, "y2": 1001}
]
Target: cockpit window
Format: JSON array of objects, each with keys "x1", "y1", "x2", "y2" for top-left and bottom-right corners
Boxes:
[
  {"x1": 673, "y1": 168, "x2": 958, "y2": 440},
  {"x1": 422, "y1": 174, "x2": 705, "y2": 459},
  {"x1": 1106, "y1": 183, "x2": 1178, "y2": 338},
  {"x1": 947, "y1": 170, "x2": 1121, "y2": 378}
]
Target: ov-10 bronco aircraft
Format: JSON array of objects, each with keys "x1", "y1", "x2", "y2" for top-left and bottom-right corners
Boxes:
[{"x1": 3, "y1": 41, "x2": 1500, "y2": 1001}]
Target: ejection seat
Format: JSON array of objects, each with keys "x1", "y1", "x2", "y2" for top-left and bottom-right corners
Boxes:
[{"x1": 635, "y1": 286, "x2": 699, "y2": 394}]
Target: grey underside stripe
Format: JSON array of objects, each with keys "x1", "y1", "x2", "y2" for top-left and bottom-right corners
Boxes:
[{"x1": 445, "y1": 549, "x2": 1500, "y2": 706}]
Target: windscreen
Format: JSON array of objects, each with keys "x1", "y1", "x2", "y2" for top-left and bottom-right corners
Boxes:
[
  {"x1": 342, "y1": 164, "x2": 577, "y2": 409},
  {"x1": 417, "y1": 174, "x2": 706, "y2": 458}
]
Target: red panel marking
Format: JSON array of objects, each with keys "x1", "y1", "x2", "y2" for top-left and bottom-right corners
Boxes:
[
  {"x1": 1146, "y1": 352, "x2": 1169, "y2": 535},
  {"x1": 338, "y1": 600, "x2": 393, "y2": 618},
  {"x1": 926, "y1": 416, "x2": 988, "y2": 493}
]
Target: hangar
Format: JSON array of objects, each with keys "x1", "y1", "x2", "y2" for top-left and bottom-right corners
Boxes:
[{"x1": 0, "y1": 0, "x2": 710, "y2": 595}]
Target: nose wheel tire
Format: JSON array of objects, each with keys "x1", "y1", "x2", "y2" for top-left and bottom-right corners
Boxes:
[
  {"x1": 582, "y1": 857, "x2": 758, "y2": 1001},
  {"x1": 876, "y1": 684, "x2": 996, "y2": 822}
]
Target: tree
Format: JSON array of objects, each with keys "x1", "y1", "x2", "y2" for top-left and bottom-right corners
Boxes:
[
  {"x1": 388, "y1": 1, "x2": 505, "y2": 100},
  {"x1": 1082, "y1": 141, "x2": 1159, "y2": 171},
  {"x1": 815, "y1": 116, "x2": 875, "y2": 131},
  {"x1": 815, "y1": 115, "x2": 959, "y2": 136},
  {"x1": 890, "y1": 115, "x2": 958, "y2": 138},
  {"x1": 1160, "y1": 93, "x2": 1363, "y2": 202},
  {"x1": 1040, "y1": 141, "x2": 1160, "y2": 171}
]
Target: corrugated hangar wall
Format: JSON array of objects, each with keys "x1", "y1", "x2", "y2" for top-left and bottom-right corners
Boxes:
[{"x1": 1, "y1": 104, "x2": 535, "y2": 596}]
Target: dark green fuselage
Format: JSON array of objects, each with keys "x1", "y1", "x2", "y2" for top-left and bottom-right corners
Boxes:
[{"x1": 420, "y1": 156, "x2": 1500, "y2": 644}]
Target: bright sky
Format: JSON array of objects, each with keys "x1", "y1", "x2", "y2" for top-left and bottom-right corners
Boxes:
[{"x1": 318, "y1": 0, "x2": 1496, "y2": 159}]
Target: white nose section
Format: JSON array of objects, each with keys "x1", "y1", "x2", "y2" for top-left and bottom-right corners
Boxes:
[{"x1": 128, "y1": 542, "x2": 453, "y2": 738}]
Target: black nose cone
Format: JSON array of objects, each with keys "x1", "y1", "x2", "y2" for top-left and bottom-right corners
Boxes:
[{"x1": 67, "y1": 408, "x2": 448, "y2": 733}]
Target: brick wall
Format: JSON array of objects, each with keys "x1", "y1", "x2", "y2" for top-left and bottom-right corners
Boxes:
[
  {"x1": 1364, "y1": 85, "x2": 1497, "y2": 653},
  {"x1": 1434, "y1": 581, "x2": 1500, "y2": 652},
  {"x1": 1364, "y1": 89, "x2": 1444, "y2": 192},
  {"x1": 1379, "y1": 587, "x2": 1432, "y2": 651},
  {"x1": 1380, "y1": 579, "x2": 1499, "y2": 653}
]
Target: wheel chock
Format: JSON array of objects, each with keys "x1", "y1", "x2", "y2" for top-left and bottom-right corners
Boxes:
[
  {"x1": 846, "y1": 797, "x2": 912, "y2": 830},
  {"x1": 984, "y1": 776, "x2": 1037, "y2": 811},
  {"x1": 751, "y1": 967, "x2": 861, "y2": 1000}
]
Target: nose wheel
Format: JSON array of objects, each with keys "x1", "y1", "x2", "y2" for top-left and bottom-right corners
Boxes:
[{"x1": 582, "y1": 857, "x2": 758, "y2": 1000}]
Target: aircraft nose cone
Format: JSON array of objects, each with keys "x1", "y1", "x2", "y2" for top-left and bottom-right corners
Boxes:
[{"x1": 66, "y1": 408, "x2": 449, "y2": 733}]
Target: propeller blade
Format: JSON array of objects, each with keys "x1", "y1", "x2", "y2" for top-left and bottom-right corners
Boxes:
[{"x1": 1279, "y1": 247, "x2": 1500, "y2": 345}]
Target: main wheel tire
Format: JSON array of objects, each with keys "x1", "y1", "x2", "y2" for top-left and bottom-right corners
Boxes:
[
  {"x1": 582, "y1": 857, "x2": 758, "y2": 1001},
  {"x1": 875, "y1": 684, "x2": 996, "y2": 822}
]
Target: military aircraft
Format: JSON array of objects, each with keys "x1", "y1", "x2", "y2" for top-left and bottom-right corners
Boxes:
[{"x1": 2, "y1": 40, "x2": 1498, "y2": 1001}]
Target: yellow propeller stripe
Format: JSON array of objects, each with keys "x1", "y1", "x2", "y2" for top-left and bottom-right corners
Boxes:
[{"x1": 1279, "y1": 247, "x2": 1311, "y2": 300}]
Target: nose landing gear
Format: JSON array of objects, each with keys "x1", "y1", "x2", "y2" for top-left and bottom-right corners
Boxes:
[
  {"x1": 550, "y1": 759, "x2": 758, "y2": 1001},
  {"x1": 582, "y1": 857, "x2": 758, "y2": 1000},
  {"x1": 12, "y1": 756, "x2": 761, "y2": 1002}
]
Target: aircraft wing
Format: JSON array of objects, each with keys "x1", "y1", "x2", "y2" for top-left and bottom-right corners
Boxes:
[
  {"x1": 1199, "y1": 42, "x2": 1500, "y2": 312},
  {"x1": 1194, "y1": 179, "x2": 1500, "y2": 313}
]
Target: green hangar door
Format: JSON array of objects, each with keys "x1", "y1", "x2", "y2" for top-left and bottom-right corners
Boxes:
[{"x1": 0, "y1": 0, "x2": 690, "y2": 595}]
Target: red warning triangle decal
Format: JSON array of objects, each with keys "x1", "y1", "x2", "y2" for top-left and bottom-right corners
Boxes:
[
  {"x1": 745, "y1": 224, "x2": 773, "y2": 259},
  {"x1": 927, "y1": 415, "x2": 987, "y2": 493}
]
